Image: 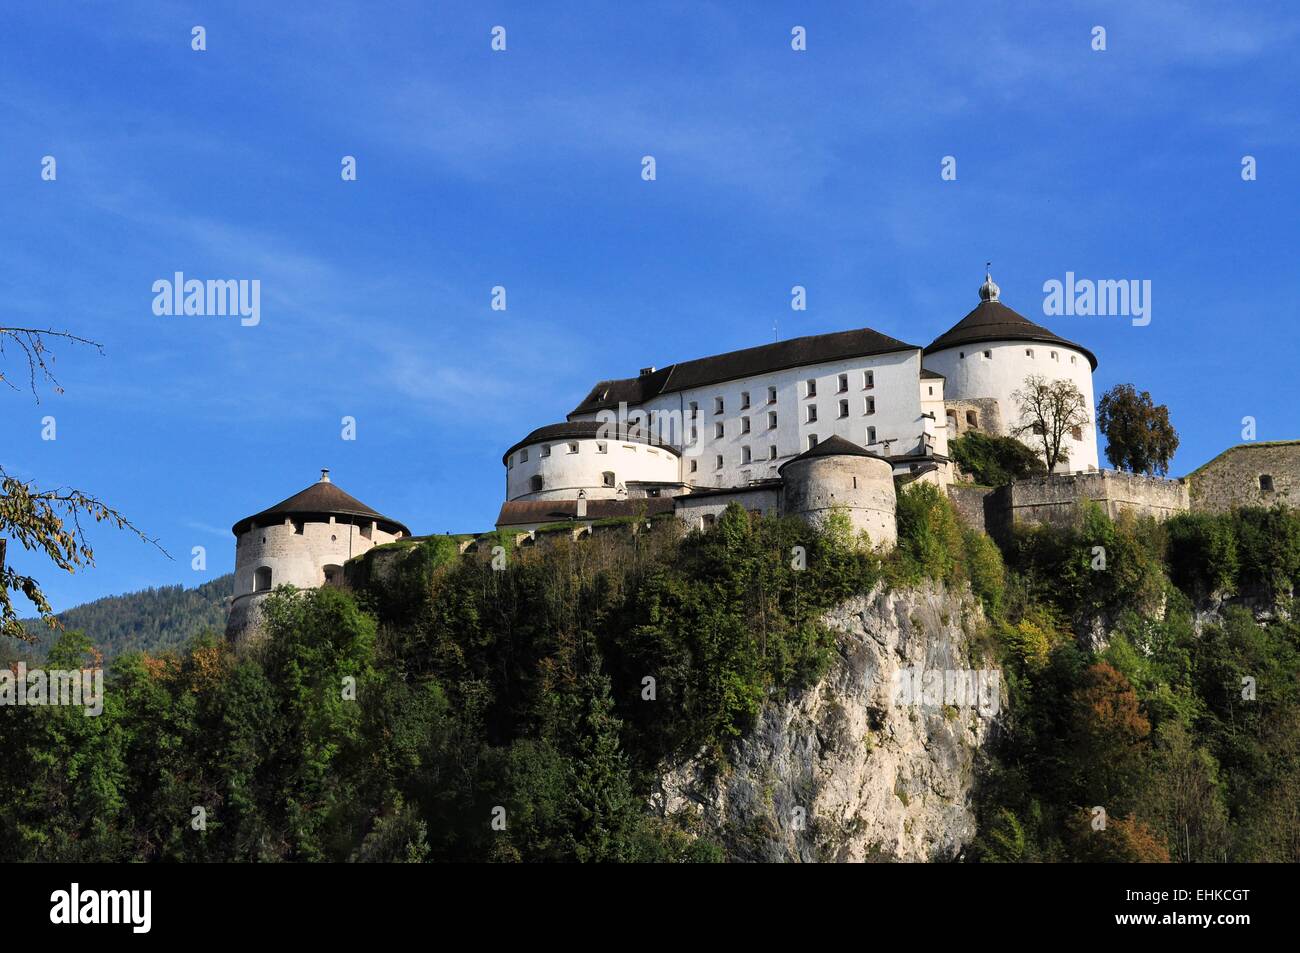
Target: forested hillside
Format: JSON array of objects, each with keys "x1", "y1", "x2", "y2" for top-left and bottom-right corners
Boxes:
[
  {"x1": 1, "y1": 496, "x2": 1298, "y2": 863},
  {"x1": 15, "y1": 574, "x2": 232, "y2": 662}
]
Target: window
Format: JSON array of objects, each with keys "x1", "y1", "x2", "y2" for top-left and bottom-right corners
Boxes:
[
  {"x1": 715, "y1": 422, "x2": 725, "y2": 438},
  {"x1": 508, "y1": 455, "x2": 515, "y2": 469},
  {"x1": 702, "y1": 514, "x2": 716, "y2": 528},
  {"x1": 1031, "y1": 422, "x2": 1045, "y2": 435},
  {"x1": 806, "y1": 405, "x2": 818, "y2": 423},
  {"x1": 927, "y1": 386, "x2": 934, "y2": 396},
  {"x1": 1071, "y1": 355, "x2": 1077, "y2": 365},
  {"x1": 602, "y1": 471, "x2": 615, "y2": 488},
  {"x1": 567, "y1": 442, "x2": 579, "y2": 453},
  {"x1": 1070, "y1": 426, "x2": 1082, "y2": 441},
  {"x1": 291, "y1": 519, "x2": 303, "y2": 535},
  {"x1": 1026, "y1": 348, "x2": 1034, "y2": 358},
  {"x1": 768, "y1": 445, "x2": 777, "y2": 460},
  {"x1": 959, "y1": 352, "x2": 965, "y2": 359},
  {"x1": 715, "y1": 454, "x2": 723, "y2": 470},
  {"x1": 1051, "y1": 351, "x2": 1059, "y2": 361},
  {"x1": 867, "y1": 426, "x2": 876, "y2": 444},
  {"x1": 838, "y1": 399, "x2": 849, "y2": 418},
  {"x1": 864, "y1": 370, "x2": 874, "y2": 389},
  {"x1": 714, "y1": 396, "x2": 724, "y2": 414},
  {"x1": 742, "y1": 446, "x2": 752, "y2": 464},
  {"x1": 837, "y1": 373, "x2": 848, "y2": 393},
  {"x1": 741, "y1": 416, "x2": 751, "y2": 434},
  {"x1": 520, "y1": 448, "x2": 529, "y2": 462},
  {"x1": 768, "y1": 411, "x2": 778, "y2": 429},
  {"x1": 966, "y1": 410, "x2": 978, "y2": 428},
  {"x1": 740, "y1": 391, "x2": 751, "y2": 409},
  {"x1": 805, "y1": 379, "x2": 817, "y2": 397},
  {"x1": 541, "y1": 444, "x2": 551, "y2": 458},
  {"x1": 530, "y1": 475, "x2": 544, "y2": 492},
  {"x1": 323, "y1": 565, "x2": 343, "y2": 587},
  {"x1": 983, "y1": 350, "x2": 992, "y2": 359},
  {"x1": 865, "y1": 397, "x2": 876, "y2": 415},
  {"x1": 767, "y1": 385, "x2": 777, "y2": 404},
  {"x1": 806, "y1": 434, "x2": 819, "y2": 451},
  {"x1": 1261, "y1": 474, "x2": 1275, "y2": 492},
  {"x1": 597, "y1": 441, "x2": 608, "y2": 453},
  {"x1": 690, "y1": 459, "x2": 698, "y2": 473},
  {"x1": 254, "y1": 566, "x2": 272, "y2": 592},
  {"x1": 689, "y1": 401, "x2": 699, "y2": 418},
  {"x1": 690, "y1": 425, "x2": 698, "y2": 442}
]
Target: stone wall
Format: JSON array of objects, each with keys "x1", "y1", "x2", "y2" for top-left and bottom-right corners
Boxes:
[
  {"x1": 946, "y1": 484, "x2": 997, "y2": 535},
  {"x1": 1187, "y1": 442, "x2": 1300, "y2": 513},
  {"x1": 998, "y1": 470, "x2": 1188, "y2": 531}
]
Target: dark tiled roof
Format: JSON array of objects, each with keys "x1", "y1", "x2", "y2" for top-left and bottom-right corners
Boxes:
[
  {"x1": 920, "y1": 368, "x2": 945, "y2": 380},
  {"x1": 924, "y1": 300, "x2": 1097, "y2": 370},
  {"x1": 503, "y1": 420, "x2": 677, "y2": 464},
  {"x1": 569, "y1": 327, "x2": 919, "y2": 416},
  {"x1": 234, "y1": 478, "x2": 410, "y2": 536},
  {"x1": 777, "y1": 434, "x2": 888, "y2": 473},
  {"x1": 496, "y1": 497, "x2": 675, "y2": 527}
]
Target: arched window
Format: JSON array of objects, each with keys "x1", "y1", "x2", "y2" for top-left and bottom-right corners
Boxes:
[
  {"x1": 323, "y1": 564, "x2": 343, "y2": 587},
  {"x1": 254, "y1": 566, "x2": 272, "y2": 592}
]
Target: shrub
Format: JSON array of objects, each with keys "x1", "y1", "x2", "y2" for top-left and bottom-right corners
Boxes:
[{"x1": 950, "y1": 431, "x2": 1046, "y2": 486}]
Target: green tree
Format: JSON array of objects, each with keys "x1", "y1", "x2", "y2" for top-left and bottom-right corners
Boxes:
[{"x1": 1096, "y1": 383, "x2": 1179, "y2": 476}]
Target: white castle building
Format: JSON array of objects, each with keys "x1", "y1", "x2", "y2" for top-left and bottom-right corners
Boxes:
[
  {"x1": 227, "y1": 275, "x2": 1100, "y2": 642},
  {"x1": 495, "y1": 272, "x2": 1098, "y2": 532}
]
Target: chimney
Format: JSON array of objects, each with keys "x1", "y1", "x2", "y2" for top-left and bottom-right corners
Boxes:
[
  {"x1": 639, "y1": 366, "x2": 656, "y2": 376},
  {"x1": 320, "y1": 468, "x2": 331, "y2": 483}
]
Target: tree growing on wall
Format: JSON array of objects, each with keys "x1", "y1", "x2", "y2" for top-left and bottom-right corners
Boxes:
[
  {"x1": 1096, "y1": 383, "x2": 1180, "y2": 476},
  {"x1": 1, "y1": 326, "x2": 161, "y2": 642},
  {"x1": 1010, "y1": 375, "x2": 1091, "y2": 473}
]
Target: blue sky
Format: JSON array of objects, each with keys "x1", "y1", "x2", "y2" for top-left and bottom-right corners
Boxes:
[{"x1": 3, "y1": 0, "x2": 1298, "y2": 611}]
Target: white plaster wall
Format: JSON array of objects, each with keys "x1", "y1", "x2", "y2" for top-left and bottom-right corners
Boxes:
[
  {"x1": 922, "y1": 340, "x2": 1098, "y2": 472},
  {"x1": 572, "y1": 349, "x2": 928, "y2": 489},
  {"x1": 506, "y1": 437, "x2": 680, "y2": 501},
  {"x1": 781, "y1": 455, "x2": 898, "y2": 550},
  {"x1": 231, "y1": 517, "x2": 400, "y2": 600}
]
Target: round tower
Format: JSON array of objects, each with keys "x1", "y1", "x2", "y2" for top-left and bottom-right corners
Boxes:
[
  {"x1": 922, "y1": 272, "x2": 1099, "y2": 473},
  {"x1": 503, "y1": 420, "x2": 680, "y2": 502},
  {"x1": 225, "y1": 469, "x2": 410, "y2": 645},
  {"x1": 779, "y1": 435, "x2": 897, "y2": 550}
]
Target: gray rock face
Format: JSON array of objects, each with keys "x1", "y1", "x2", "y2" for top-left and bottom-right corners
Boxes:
[{"x1": 653, "y1": 582, "x2": 999, "y2": 862}]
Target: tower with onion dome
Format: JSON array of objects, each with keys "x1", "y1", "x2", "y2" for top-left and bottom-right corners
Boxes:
[
  {"x1": 225, "y1": 469, "x2": 410, "y2": 644},
  {"x1": 922, "y1": 271, "x2": 1099, "y2": 473}
]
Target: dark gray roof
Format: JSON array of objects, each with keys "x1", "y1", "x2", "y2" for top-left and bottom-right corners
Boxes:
[
  {"x1": 234, "y1": 478, "x2": 410, "y2": 536},
  {"x1": 496, "y1": 497, "x2": 675, "y2": 527},
  {"x1": 925, "y1": 299, "x2": 1098, "y2": 370},
  {"x1": 777, "y1": 434, "x2": 888, "y2": 473},
  {"x1": 569, "y1": 327, "x2": 919, "y2": 416},
  {"x1": 920, "y1": 368, "x2": 946, "y2": 380},
  {"x1": 503, "y1": 420, "x2": 677, "y2": 464}
]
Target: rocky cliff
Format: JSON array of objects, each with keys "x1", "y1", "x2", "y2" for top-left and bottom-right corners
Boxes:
[{"x1": 653, "y1": 581, "x2": 999, "y2": 862}]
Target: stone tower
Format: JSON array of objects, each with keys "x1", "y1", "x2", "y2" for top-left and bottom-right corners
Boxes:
[
  {"x1": 225, "y1": 469, "x2": 410, "y2": 645},
  {"x1": 779, "y1": 435, "x2": 898, "y2": 550}
]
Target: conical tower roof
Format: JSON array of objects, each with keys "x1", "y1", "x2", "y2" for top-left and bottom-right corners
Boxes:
[{"x1": 232, "y1": 470, "x2": 410, "y2": 536}]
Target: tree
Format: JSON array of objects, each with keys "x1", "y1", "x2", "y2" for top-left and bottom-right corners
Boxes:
[
  {"x1": 1, "y1": 326, "x2": 162, "y2": 642},
  {"x1": 1096, "y1": 383, "x2": 1179, "y2": 476},
  {"x1": 1011, "y1": 375, "x2": 1091, "y2": 473},
  {"x1": 949, "y1": 431, "x2": 1046, "y2": 486}
]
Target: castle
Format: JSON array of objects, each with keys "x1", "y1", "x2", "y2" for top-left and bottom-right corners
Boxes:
[{"x1": 224, "y1": 275, "x2": 1300, "y2": 642}]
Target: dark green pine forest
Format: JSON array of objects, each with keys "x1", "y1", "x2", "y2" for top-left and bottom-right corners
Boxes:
[{"x1": 2, "y1": 490, "x2": 1299, "y2": 863}]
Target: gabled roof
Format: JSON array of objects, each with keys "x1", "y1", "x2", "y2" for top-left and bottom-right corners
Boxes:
[
  {"x1": 233, "y1": 473, "x2": 410, "y2": 536},
  {"x1": 925, "y1": 299, "x2": 1098, "y2": 370},
  {"x1": 777, "y1": 434, "x2": 888, "y2": 473},
  {"x1": 569, "y1": 327, "x2": 919, "y2": 416},
  {"x1": 503, "y1": 420, "x2": 676, "y2": 464}
]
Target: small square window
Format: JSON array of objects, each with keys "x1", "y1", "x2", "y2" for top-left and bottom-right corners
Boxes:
[
  {"x1": 715, "y1": 422, "x2": 725, "y2": 439},
  {"x1": 1070, "y1": 426, "x2": 1082, "y2": 441},
  {"x1": 767, "y1": 385, "x2": 777, "y2": 404},
  {"x1": 602, "y1": 471, "x2": 615, "y2": 488},
  {"x1": 541, "y1": 444, "x2": 551, "y2": 458},
  {"x1": 597, "y1": 442, "x2": 608, "y2": 453},
  {"x1": 714, "y1": 396, "x2": 724, "y2": 414},
  {"x1": 740, "y1": 391, "x2": 751, "y2": 409},
  {"x1": 807, "y1": 434, "x2": 819, "y2": 451},
  {"x1": 806, "y1": 405, "x2": 818, "y2": 423},
  {"x1": 864, "y1": 370, "x2": 874, "y2": 389},
  {"x1": 741, "y1": 416, "x2": 751, "y2": 434},
  {"x1": 865, "y1": 397, "x2": 876, "y2": 415},
  {"x1": 568, "y1": 442, "x2": 579, "y2": 453},
  {"x1": 867, "y1": 426, "x2": 876, "y2": 444},
  {"x1": 805, "y1": 379, "x2": 817, "y2": 398},
  {"x1": 768, "y1": 445, "x2": 777, "y2": 460},
  {"x1": 768, "y1": 411, "x2": 777, "y2": 429},
  {"x1": 1026, "y1": 349, "x2": 1034, "y2": 358},
  {"x1": 742, "y1": 446, "x2": 752, "y2": 464},
  {"x1": 838, "y1": 399, "x2": 849, "y2": 418},
  {"x1": 837, "y1": 373, "x2": 848, "y2": 393},
  {"x1": 983, "y1": 350, "x2": 992, "y2": 360},
  {"x1": 520, "y1": 448, "x2": 529, "y2": 462},
  {"x1": 715, "y1": 454, "x2": 723, "y2": 470},
  {"x1": 1260, "y1": 474, "x2": 1275, "y2": 492},
  {"x1": 690, "y1": 459, "x2": 698, "y2": 473}
]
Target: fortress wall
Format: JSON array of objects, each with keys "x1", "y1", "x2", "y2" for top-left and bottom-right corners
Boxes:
[
  {"x1": 1002, "y1": 471, "x2": 1188, "y2": 529},
  {"x1": 674, "y1": 487, "x2": 782, "y2": 530},
  {"x1": 1188, "y1": 442, "x2": 1300, "y2": 513}
]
